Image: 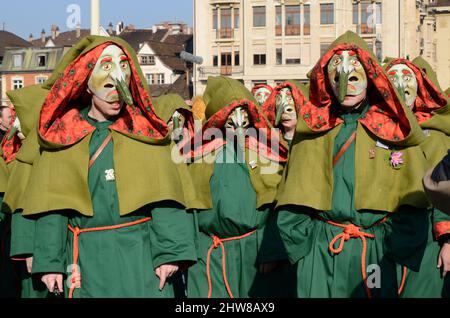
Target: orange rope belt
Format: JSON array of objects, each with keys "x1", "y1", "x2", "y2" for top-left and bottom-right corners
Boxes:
[
  {"x1": 206, "y1": 230, "x2": 257, "y2": 298},
  {"x1": 67, "y1": 217, "x2": 152, "y2": 298},
  {"x1": 318, "y1": 216, "x2": 387, "y2": 298}
]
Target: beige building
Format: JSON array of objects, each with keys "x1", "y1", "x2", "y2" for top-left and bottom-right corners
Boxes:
[{"x1": 193, "y1": 0, "x2": 450, "y2": 95}]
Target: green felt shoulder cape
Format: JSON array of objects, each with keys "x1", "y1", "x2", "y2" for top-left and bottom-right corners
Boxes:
[
  {"x1": 153, "y1": 94, "x2": 191, "y2": 123},
  {"x1": 276, "y1": 32, "x2": 429, "y2": 213},
  {"x1": 13, "y1": 36, "x2": 191, "y2": 216},
  {"x1": 0, "y1": 158, "x2": 8, "y2": 194}
]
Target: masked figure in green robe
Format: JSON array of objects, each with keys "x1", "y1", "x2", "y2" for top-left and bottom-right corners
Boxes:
[
  {"x1": 385, "y1": 57, "x2": 450, "y2": 297},
  {"x1": 153, "y1": 94, "x2": 196, "y2": 148},
  {"x1": 1, "y1": 85, "x2": 53, "y2": 298},
  {"x1": 251, "y1": 84, "x2": 273, "y2": 108},
  {"x1": 21, "y1": 36, "x2": 196, "y2": 298},
  {"x1": 184, "y1": 76, "x2": 296, "y2": 298},
  {"x1": 262, "y1": 82, "x2": 306, "y2": 144},
  {"x1": 0, "y1": 144, "x2": 18, "y2": 297},
  {"x1": 276, "y1": 31, "x2": 430, "y2": 298}
]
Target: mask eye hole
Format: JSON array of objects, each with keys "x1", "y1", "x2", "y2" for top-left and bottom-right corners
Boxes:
[
  {"x1": 120, "y1": 61, "x2": 129, "y2": 69},
  {"x1": 102, "y1": 63, "x2": 112, "y2": 71},
  {"x1": 333, "y1": 58, "x2": 341, "y2": 66},
  {"x1": 390, "y1": 76, "x2": 397, "y2": 82},
  {"x1": 403, "y1": 75, "x2": 411, "y2": 82},
  {"x1": 351, "y1": 59, "x2": 361, "y2": 67}
]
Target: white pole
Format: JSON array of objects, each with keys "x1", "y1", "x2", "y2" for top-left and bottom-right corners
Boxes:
[{"x1": 91, "y1": 0, "x2": 100, "y2": 35}]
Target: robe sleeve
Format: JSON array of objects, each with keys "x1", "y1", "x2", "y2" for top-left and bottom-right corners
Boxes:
[
  {"x1": 10, "y1": 212, "x2": 35, "y2": 258},
  {"x1": 433, "y1": 207, "x2": 450, "y2": 241},
  {"x1": 257, "y1": 210, "x2": 289, "y2": 264},
  {"x1": 32, "y1": 213, "x2": 68, "y2": 274},
  {"x1": 149, "y1": 201, "x2": 197, "y2": 269},
  {"x1": 276, "y1": 206, "x2": 315, "y2": 264}
]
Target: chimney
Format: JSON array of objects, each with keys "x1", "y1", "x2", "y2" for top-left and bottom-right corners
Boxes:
[
  {"x1": 29, "y1": 33, "x2": 34, "y2": 42},
  {"x1": 51, "y1": 24, "x2": 58, "y2": 40},
  {"x1": 108, "y1": 22, "x2": 113, "y2": 35},
  {"x1": 41, "y1": 29, "x2": 46, "y2": 44},
  {"x1": 76, "y1": 24, "x2": 81, "y2": 38},
  {"x1": 56, "y1": 26, "x2": 60, "y2": 37}
]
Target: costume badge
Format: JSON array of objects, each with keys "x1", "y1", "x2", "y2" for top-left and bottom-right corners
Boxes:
[
  {"x1": 423, "y1": 130, "x2": 430, "y2": 137},
  {"x1": 249, "y1": 160, "x2": 258, "y2": 170},
  {"x1": 375, "y1": 140, "x2": 389, "y2": 150},
  {"x1": 369, "y1": 149, "x2": 376, "y2": 159},
  {"x1": 105, "y1": 169, "x2": 115, "y2": 181}
]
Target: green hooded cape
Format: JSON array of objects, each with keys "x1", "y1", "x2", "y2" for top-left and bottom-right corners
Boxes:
[{"x1": 20, "y1": 36, "x2": 193, "y2": 217}]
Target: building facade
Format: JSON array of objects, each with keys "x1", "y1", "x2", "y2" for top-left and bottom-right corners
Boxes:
[{"x1": 193, "y1": 0, "x2": 450, "y2": 95}]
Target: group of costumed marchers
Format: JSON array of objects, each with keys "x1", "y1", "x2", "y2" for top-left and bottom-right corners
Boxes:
[{"x1": 0, "y1": 31, "x2": 448, "y2": 298}]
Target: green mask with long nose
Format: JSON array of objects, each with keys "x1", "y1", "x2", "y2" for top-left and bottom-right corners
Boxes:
[
  {"x1": 327, "y1": 51, "x2": 368, "y2": 103},
  {"x1": 275, "y1": 88, "x2": 296, "y2": 127},
  {"x1": 225, "y1": 106, "x2": 250, "y2": 151},
  {"x1": 88, "y1": 45, "x2": 133, "y2": 106},
  {"x1": 387, "y1": 64, "x2": 418, "y2": 109}
]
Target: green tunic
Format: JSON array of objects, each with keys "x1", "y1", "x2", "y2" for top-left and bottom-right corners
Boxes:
[
  {"x1": 187, "y1": 143, "x2": 295, "y2": 298},
  {"x1": 277, "y1": 105, "x2": 428, "y2": 298},
  {"x1": 32, "y1": 108, "x2": 196, "y2": 298}
]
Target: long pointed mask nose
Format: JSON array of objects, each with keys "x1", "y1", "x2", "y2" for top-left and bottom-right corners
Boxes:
[
  {"x1": 110, "y1": 68, "x2": 133, "y2": 106},
  {"x1": 338, "y1": 71, "x2": 350, "y2": 103}
]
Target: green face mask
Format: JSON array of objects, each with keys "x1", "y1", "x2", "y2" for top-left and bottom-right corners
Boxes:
[
  {"x1": 168, "y1": 110, "x2": 185, "y2": 131},
  {"x1": 253, "y1": 87, "x2": 271, "y2": 106},
  {"x1": 327, "y1": 51, "x2": 368, "y2": 105},
  {"x1": 225, "y1": 107, "x2": 250, "y2": 150},
  {"x1": 387, "y1": 64, "x2": 418, "y2": 109},
  {"x1": 275, "y1": 88, "x2": 297, "y2": 127},
  {"x1": 87, "y1": 45, "x2": 133, "y2": 105}
]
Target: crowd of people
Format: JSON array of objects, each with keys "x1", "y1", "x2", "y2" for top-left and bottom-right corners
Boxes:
[{"x1": 0, "y1": 30, "x2": 449, "y2": 298}]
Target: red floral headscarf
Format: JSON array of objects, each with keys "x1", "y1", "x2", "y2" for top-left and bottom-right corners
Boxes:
[
  {"x1": 1, "y1": 110, "x2": 22, "y2": 164},
  {"x1": 38, "y1": 42, "x2": 167, "y2": 146},
  {"x1": 385, "y1": 58, "x2": 448, "y2": 125},
  {"x1": 307, "y1": 43, "x2": 413, "y2": 142},
  {"x1": 180, "y1": 99, "x2": 288, "y2": 162},
  {"x1": 261, "y1": 82, "x2": 307, "y2": 127}
]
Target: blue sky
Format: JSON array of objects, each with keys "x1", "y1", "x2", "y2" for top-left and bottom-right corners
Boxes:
[{"x1": 1, "y1": 0, "x2": 193, "y2": 39}]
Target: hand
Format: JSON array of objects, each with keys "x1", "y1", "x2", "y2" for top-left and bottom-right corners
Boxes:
[
  {"x1": 259, "y1": 261, "x2": 282, "y2": 275},
  {"x1": 25, "y1": 257, "x2": 33, "y2": 274},
  {"x1": 438, "y1": 242, "x2": 450, "y2": 277},
  {"x1": 41, "y1": 273, "x2": 63, "y2": 293},
  {"x1": 155, "y1": 263, "x2": 179, "y2": 291}
]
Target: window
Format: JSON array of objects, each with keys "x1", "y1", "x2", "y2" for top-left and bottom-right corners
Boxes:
[
  {"x1": 141, "y1": 55, "x2": 155, "y2": 65},
  {"x1": 285, "y1": 5, "x2": 300, "y2": 36},
  {"x1": 353, "y1": 3, "x2": 359, "y2": 24},
  {"x1": 13, "y1": 78, "x2": 23, "y2": 90},
  {"x1": 146, "y1": 73, "x2": 155, "y2": 85},
  {"x1": 253, "y1": 6, "x2": 266, "y2": 27},
  {"x1": 234, "y1": 51, "x2": 240, "y2": 66},
  {"x1": 304, "y1": 4, "x2": 311, "y2": 35},
  {"x1": 0, "y1": 56, "x2": 3, "y2": 65},
  {"x1": 276, "y1": 48, "x2": 283, "y2": 65},
  {"x1": 213, "y1": 55, "x2": 218, "y2": 67},
  {"x1": 320, "y1": 43, "x2": 331, "y2": 56},
  {"x1": 361, "y1": 2, "x2": 374, "y2": 34},
  {"x1": 37, "y1": 54, "x2": 47, "y2": 67},
  {"x1": 376, "y1": 3, "x2": 382, "y2": 24},
  {"x1": 253, "y1": 54, "x2": 266, "y2": 65},
  {"x1": 221, "y1": 53, "x2": 232, "y2": 67},
  {"x1": 320, "y1": 4, "x2": 334, "y2": 25},
  {"x1": 234, "y1": 8, "x2": 240, "y2": 29},
  {"x1": 35, "y1": 76, "x2": 47, "y2": 84},
  {"x1": 220, "y1": 8, "x2": 232, "y2": 38},
  {"x1": 13, "y1": 54, "x2": 22, "y2": 68},
  {"x1": 286, "y1": 58, "x2": 301, "y2": 65},
  {"x1": 213, "y1": 9, "x2": 218, "y2": 29},
  {"x1": 157, "y1": 74, "x2": 165, "y2": 84},
  {"x1": 275, "y1": 6, "x2": 282, "y2": 36}
]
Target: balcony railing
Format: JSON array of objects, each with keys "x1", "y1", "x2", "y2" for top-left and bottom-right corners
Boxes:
[
  {"x1": 285, "y1": 24, "x2": 301, "y2": 36},
  {"x1": 275, "y1": 25, "x2": 282, "y2": 36},
  {"x1": 199, "y1": 66, "x2": 243, "y2": 79},
  {"x1": 217, "y1": 28, "x2": 233, "y2": 39}
]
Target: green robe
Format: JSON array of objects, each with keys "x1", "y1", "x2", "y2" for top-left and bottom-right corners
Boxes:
[
  {"x1": 277, "y1": 105, "x2": 428, "y2": 298},
  {"x1": 32, "y1": 108, "x2": 196, "y2": 298},
  {"x1": 398, "y1": 129, "x2": 450, "y2": 298},
  {"x1": 187, "y1": 143, "x2": 296, "y2": 298}
]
